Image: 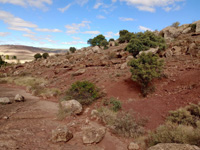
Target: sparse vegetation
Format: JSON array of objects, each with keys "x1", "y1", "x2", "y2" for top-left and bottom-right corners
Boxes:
[
  {"x1": 63, "y1": 81, "x2": 100, "y2": 105},
  {"x1": 12, "y1": 55, "x2": 17, "y2": 59},
  {"x1": 171, "y1": 21, "x2": 180, "y2": 28},
  {"x1": 0, "y1": 56, "x2": 6, "y2": 67},
  {"x1": 128, "y1": 52, "x2": 164, "y2": 97},
  {"x1": 189, "y1": 24, "x2": 197, "y2": 32},
  {"x1": 34, "y1": 53, "x2": 42, "y2": 60},
  {"x1": 148, "y1": 103, "x2": 200, "y2": 147},
  {"x1": 125, "y1": 31, "x2": 166, "y2": 57},
  {"x1": 42, "y1": 52, "x2": 49, "y2": 59},
  {"x1": 109, "y1": 38, "x2": 115, "y2": 42},
  {"x1": 109, "y1": 97, "x2": 122, "y2": 112},
  {"x1": 69, "y1": 47, "x2": 76, "y2": 53},
  {"x1": 118, "y1": 30, "x2": 132, "y2": 43}
]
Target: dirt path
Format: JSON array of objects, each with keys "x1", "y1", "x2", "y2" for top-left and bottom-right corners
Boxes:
[{"x1": 0, "y1": 85, "x2": 129, "y2": 150}]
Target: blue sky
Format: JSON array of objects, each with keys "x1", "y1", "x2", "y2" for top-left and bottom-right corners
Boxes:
[{"x1": 0, "y1": 0, "x2": 199, "y2": 49}]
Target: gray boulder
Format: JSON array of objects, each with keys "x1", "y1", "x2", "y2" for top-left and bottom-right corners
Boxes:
[
  {"x1": 51, "y1": 126, "x2": 73, "y2": 143},
  {"x1": 14, "y1": 94, "x2": 25, "y2": 102},
  {"x1": 72, "y1": 69, "x2": 86, "y2": 76},
  {"x1": 82, "y1": 126, "x2": 106, "y2": 144},
  {"x1": 128, "y1": 142, "x2": 140, "y2": 150},
  {"x1": 148, "y1": 143, "x2": 200, "y2": 150},
  {"x1": 61, "y1": 100, "x2": 82, "y2": 115},
  {"x1": 0, "y1": 97, "x2": 12, "y2": 104}
]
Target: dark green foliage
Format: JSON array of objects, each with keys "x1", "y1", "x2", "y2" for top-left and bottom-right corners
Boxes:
[
  {"x1": 109, "y1": 97, "x2": 122, "y2": 112},
  {"x1": 0, "y1": 56, "x2": 6, "y2": 67},
  {"x1": 189, "y1": 24, "x2": 197, "y2": 32},
  {"x1": 88, "y1": 34, "x2": 107, "y2": 46},
  {"x1": 125, "y1": 31, "x2": 166, "y2": 57},
  {"x1": 118, "y1": 30, "x2": 133, "y2": 43},
  {"x1": 69, "y1": 47, "x2": 76, "y2": 53},
  {"x1": 109, "y1": 38, "x2": 115, "y2": 42},
  {"x1": 34, "y1": 53, "x2": 42, "y2": 60},
  {"x1": 128, "y1": 53, "x2": 164, "y2": 96},
  {"x1": 171, "y1": 21, "x2": 180, "y2": 28},
  {"x1": 5, "y1": 55, "x2": 9, "y2": 60},
  {"x1": 167, "y1": 103, "x2": 200, "y2": 127},
  {"x1": 42, "y1": 52, "x2": 49, "y2": 59},
  {"x1": 64, "y1": 81, "x2": 100, "y2": 105},
  {"x1": 100, "y1": 39, "x2": 108, "y2": 47},
  {"x1": 12, "y1": 56, "x2": 17, "y2": 59}
]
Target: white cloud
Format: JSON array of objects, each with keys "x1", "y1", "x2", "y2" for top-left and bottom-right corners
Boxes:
[
  {"x1": 114, "y1": 32, "x2": 119, "y2": 36},
  {"x1": 0, "y1": 10, "x2": 37, "y2": 33},
  {"x1": 62, "y1": 41, "x2": 87, "y2": 45},
  {"x1": 163, "y1": 7, "x2": 172, "y2": 12},
  {"x1": 97, "y1": 15, "x2": 106, "y2": 19},
  {"x1": 35, "y1": 28, "x2": 62, "y2": 32},
  {"x1": 0, "y1": 32, "x2": 10, "y2": 37},
  {"x1": 82, "y1": 31, "x2": 100, "y2": 35},
  {"x1": 72, "y1": 37, "x2": 81, "y2": 40},
  {"x1": 139, "y1": 26, "x2": 153, "y2": 31},
  {"x1": 23, "y1": 34, "x2": 56, "y2": 43},
  {"x1": 94, "y1": 2, "x2": 103, "y2": 9},
  {"x1": 112, "y1": 0, "x2": 117, "y2": 3},
  {"x1": 119, "y1": 17, "x2": 135, "y2": 21},
  {"x1": 120, "y1": 0, "x2": 185, "y2": 12},
  {"x1": 0, "y1": 0, "x2": 52, "y2": 10},
  {"x1": 75, "y1": 0, "x2": 89, "y2": 6},
  {"x1": 65, "y1": 21, "x2": 91, "y2": 34},
  {"x1": 58, "y1": 4, "x2": 71, "y2": 13}
]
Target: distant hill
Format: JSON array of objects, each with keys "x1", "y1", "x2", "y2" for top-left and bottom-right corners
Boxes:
[{"x1": 0, "y1": 45, "x2": 68, "y2": 63}]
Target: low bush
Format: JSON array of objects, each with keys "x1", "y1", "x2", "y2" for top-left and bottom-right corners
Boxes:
[
  {"x1": 148, "y1": 122, "x2": 200, "y2": 147},
  {"x1": 42, "y1": 52, "x2": 49, "y2": 59},
  {"x1": 69, "y1": 47, "x2": 76, "y2": 53},
  {"x1": 64, "y1": 81, "x2": 100, "y2": 105},
  {"x1": 34, "y1": 53, "x2": 42, "y2": 60},
  {"x1": 189, "y1": 24, "x2": 197, "y2": 32},
  {"x1": 109, "y1": 97, "x2": 122, "y2": 112},
  {"x1": 171, "y1": 21, "x2": 180, "y2": 28}
]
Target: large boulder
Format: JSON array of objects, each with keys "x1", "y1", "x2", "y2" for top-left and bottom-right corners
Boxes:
[
  {"x1": 92, "y1": 46, "x2": 101, "y2": 53},
  {"x1": 51, "y1": 126, "x2": 73, "y2": 143},
  {"x1": 160, "y1": 26, "x2": 182, "y2": 41},
  {"x1": 14, "y1": 94, "x2": 25, "y2": 102},
  {"x1": 61, "y1": 100, "x2": 82, "y2": 115},
  {"x1": 194, "y1": 20, "x2": 200, "y2": 33},
  {"x1": 82, "y1": 126, "x2": 106, "y2": 144},
  {"x1": 0, "y1": 97, "x2": 12, "y2": 104},
  {"x1": 148, "y1": 143, "x2": 200, "y2": 150}
]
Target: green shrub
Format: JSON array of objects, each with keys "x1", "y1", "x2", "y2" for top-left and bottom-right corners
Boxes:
[
  {"x1": 0, "y1": 56, "x2": 6, "y2": 67},
  {"x1": 88, "y1": 34, "x2": 107, "y2": 46},
  {"x1": 128, "y1": 52, "x2": 164, "y2": 96},
  {"x1": 171, "y1": 21, "x2": 180, "y2": 28},
  {"x1": 5, "y1": 55, "x2": 9, "y2": 60},
  {"x1": 109, "y1": 38, "x2": 115, "y2": 42},
  {"x1": 64, "y1": 81, "x2": 100, "y2": 105},
  {"x1": 69, "y1": 47, "x2": 76, "y2": 53},
  {"x1": 148, "y1": 122, "x2": 200, "y2": 147},
  {"x1": 42, "y1": 52, "x2": 49, "y2": 59},
  {"x1": 12, "y1": 56, "x2": 17, "y2": 59},
  {"x1": 189, "y1": 24, "x2": 197, "y2": 32},
  {"x1": 118, "y1": 30, "x2": 133, "y2": 43},
  {"x1": 115, "y1": 42, "x2": 119, "y2": 46},
  {"x1": 125, "y1": 31, "x2": 166, "y2": 57},
  {"x1": 110, "y1": 97, "x2": 122, "y2": 112},
  {"x1": 167, "y1": 103, "x2": 200, "y2": 127},
  {"x1": 112, "y1": 111, "x2": 145, "y2": 138},
  {"x1": 34, "y1": 53, "x2": 42, "y2": 60}
]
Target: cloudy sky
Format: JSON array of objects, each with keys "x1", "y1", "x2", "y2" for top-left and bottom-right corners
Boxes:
[{"x1": 0, "y1": 0, "x2": 199, "y2": 49}]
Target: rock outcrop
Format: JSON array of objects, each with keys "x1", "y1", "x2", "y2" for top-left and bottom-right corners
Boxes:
[{"x1": 148, "y1": 143, "x2": 200, "y2": 150}]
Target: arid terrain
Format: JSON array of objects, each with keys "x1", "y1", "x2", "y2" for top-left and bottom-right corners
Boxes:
[{"x1": 0, "y1": 22, "x2": 200, "y2": 150}]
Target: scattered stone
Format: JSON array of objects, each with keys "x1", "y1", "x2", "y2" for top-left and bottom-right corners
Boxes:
[
  {"x1": 172, "y1": 46, "x2": 182, "y2": 55},
  {"x1": 128, "y1": 142, "x2": 140, "y2": 150},
  {"x1": 164, "y1": 49, "x2": 173, "y2": 58},
  {"x1": 91, "y1": 109, "x2": 98, "y2": 119},
  {"x1": 51, "y1": 126, "x2": 73, "y2": 143},
  {"x1": 14, "y1": 94, "x2": 25, "y2": 102},
  {"x1": 0, "y1": 97, "x2": 12, "y2": 104},
  {"x1": 2, "y1": 116, "x2": 9, "y2": 120},
  {"x1": 82, "y1": 126, "x2": 106, "y2": 144},
  {"x1": 148, "y1": 143, "x2": 200, "y2": 150},
  {"x1": 72, "y1": 69, "x2": 86, "y2": 76},
  {"x1": 61, "y1": 100, "x2": 82, "y2": 115},
  {"x1": 126, "y1": 56, "x2": 134, "y2": 63},
  {"x1": 182, "y1": 27, "x2": 191, "y2": 34},
  {"x1": 138, "y1": 47, "x2": 159, "y2": 56},
  {"x1": 121, "y1": 62, "x2": 127, "y2": 70}
]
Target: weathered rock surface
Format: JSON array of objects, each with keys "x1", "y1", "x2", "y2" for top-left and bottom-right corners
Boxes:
[
  {"x1": 61, "y1": 100, "x2": 82, "y2": 115},
  {"x1": 82, "y1": 126, "x2": 106, "y2": 144},
  {"x1": 14, "y1": 94, "x2": 25, "y2": 102},
  {"x1": 51, "y1": 126, "x2": 73, "y2": 143},
  {"x1": 0, "y1": 97, "x2": 12, "y2": 104},
  {"x1": 148, "y1": 143, "x2": 200, "y2": 150},
  {"x1": 128, "y1": 142, "x2": 140, "y2": 150},
  {"x1": 72, "y1": 69, "x2": 86, "y2": 76}
]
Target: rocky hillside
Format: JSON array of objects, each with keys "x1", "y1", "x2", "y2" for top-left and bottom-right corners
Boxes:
[{"x1": 0, "y1": 21, "x2": 200, "y2": 150}]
